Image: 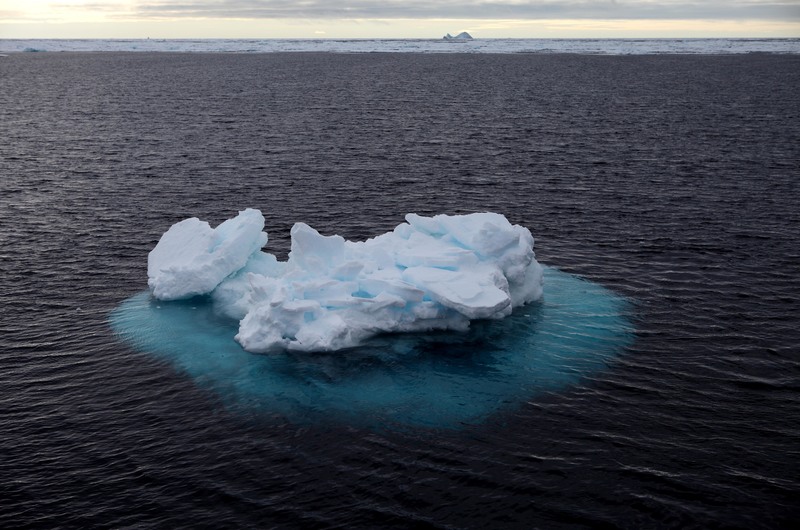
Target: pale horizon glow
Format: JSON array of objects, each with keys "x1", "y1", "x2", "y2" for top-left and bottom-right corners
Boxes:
[{"x1": 2, "y1": 1, "x2": 799, "y2": 39}]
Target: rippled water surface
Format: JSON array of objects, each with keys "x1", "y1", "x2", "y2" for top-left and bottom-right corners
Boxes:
[{"x1": 1, "y1": 53, "x2": 799, "y2": 527}]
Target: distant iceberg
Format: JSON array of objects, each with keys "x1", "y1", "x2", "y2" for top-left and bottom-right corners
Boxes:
[
  {"x1": 443, "y1": 32, "x2": 473, "y2": 41},
  {"x1": 147, "y1": 209, "x2": 543, "y2": 353}
]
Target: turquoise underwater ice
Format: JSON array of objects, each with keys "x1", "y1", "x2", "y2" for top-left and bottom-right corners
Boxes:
[{"x1": 110, "y1": 266, "x2": 633, "y2": 428}]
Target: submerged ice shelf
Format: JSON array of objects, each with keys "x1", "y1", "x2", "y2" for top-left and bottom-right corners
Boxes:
[
  {"x1": 111, "y1": 209, "x2": 633, "y2": 427},
  {"x1": 147, "y1": 209, "x2": 544, "y2": 353},
  {"x1": 111, "y1": 267, "x2": 632, "y2": 427}
]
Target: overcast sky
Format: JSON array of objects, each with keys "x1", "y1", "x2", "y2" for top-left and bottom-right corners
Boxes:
[{"x1": 2, "y1": 1, "x2": 799, "y2": 38}]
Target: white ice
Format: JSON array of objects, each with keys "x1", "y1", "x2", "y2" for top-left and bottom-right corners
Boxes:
[
  {"x1": 147, "y1": 208, "x2": 268, "y2": 300},
  {"x1": 147, "y1": 209, "x2": 543, "y2": 353}
]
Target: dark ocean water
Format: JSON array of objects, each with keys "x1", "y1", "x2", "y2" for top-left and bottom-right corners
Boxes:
[{"x1": 1, "y1": 52, "x2": 799, "y2": 528}]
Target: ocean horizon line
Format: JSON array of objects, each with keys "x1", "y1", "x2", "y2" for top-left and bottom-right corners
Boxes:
[{"x1": 3, "y1": 36, "x2": 799, "y2": 54}]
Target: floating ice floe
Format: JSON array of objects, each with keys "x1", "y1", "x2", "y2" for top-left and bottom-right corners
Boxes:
[{"x1": 147, "y1": 209, "x2": 543, "y2": 353}]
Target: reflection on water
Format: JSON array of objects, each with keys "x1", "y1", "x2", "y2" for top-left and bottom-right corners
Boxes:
[{"x1": 110, "y1": 266, "x2": 633, "y2": 428}]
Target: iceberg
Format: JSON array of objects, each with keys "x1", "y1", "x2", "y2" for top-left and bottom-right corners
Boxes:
[
  {"x1": 443, "y1": 32, "x2": 473, "y2": 41},
  {"x1": 147, "y1": 209, "x2": 544, "y2": 353}
]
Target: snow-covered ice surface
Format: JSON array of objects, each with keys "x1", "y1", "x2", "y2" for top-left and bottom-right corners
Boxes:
[
  {"x1": 147, "y1": 208, "x2": 268, "y2": 301},
  {"x1": 147, "y1": 209, "x2": 543, "y2": 353},
  {"x1": 2, "y1": 38, "x2": 799, "y2": 54}
]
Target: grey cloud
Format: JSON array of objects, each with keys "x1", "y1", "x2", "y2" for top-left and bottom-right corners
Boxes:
[{"x1": 129, "y1": 1, "x2": 800, "y2": 20}]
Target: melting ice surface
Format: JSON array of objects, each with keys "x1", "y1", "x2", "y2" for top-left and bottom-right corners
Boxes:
[{"x1": 110, "y1": 210, "x2": 633, "y2": 427}]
